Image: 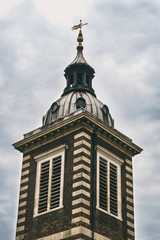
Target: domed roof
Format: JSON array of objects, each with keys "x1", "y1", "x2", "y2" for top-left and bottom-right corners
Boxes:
[
  {"x1": 43, "y1": 91, "x2": 114, "y2": 128},
  {"x1": 43, "y1": 25, "x2": 114, "y2": 128}
]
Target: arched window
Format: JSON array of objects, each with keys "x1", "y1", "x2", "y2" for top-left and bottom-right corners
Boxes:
[
  {"x1": 86, "y1": 75, "x2": 89, "y2": 87},
  {"x1": 70, "y1": 74, "x2": 74, "y2": 87},
  {"x1": 77, "y1": 73, "x2": 83, "y2": 86}
]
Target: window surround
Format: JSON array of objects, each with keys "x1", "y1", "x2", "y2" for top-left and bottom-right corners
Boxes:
[
  {"x1": 96, "y1": 145, "x2": 122, "y2": 220},
  {"x1": 34, "y1": 144, "x2": 67, "y2": 217}
]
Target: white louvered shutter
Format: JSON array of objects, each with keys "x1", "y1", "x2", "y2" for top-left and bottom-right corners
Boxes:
[
  {"x1": 99, "y1": 157, "x2": 108, "y2": 211},
  {"x1": 38, "y1": 156, "x2": 62, "y2": 214},
  {"x1": 110, "y1": 163, "x2": 118, "y2": 216},
  {"x1": 50, "y1": 156, "x2": 62, "y2": 209},
  {"x1": 99, "y1": 157, "x2": 118, "y2": 217},
  {"x1": 38, "y1": 160, "x2": 50, "y2": 214}
]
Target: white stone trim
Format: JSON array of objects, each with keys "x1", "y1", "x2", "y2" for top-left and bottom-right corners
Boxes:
[
  {"x1": 16, "y1": 235, "x2": 24, "y2": 240},
  {"x1": 73, "y1": 155, "x2": 91, "y2": 164},
  {"x1": 126, "y1": 196, "x2": 133, "y2": 204},
  {"x1": 126, "y1": 188, "x2": 133, "y2": 196},
  {"x1": 126, "y1": 173, "x2": 133, "y2": 180},
  {"x1": 127, "y1": 212, "x2": 134, "y2": 219},
  {"x1": 16, "y1": 226, "x2": 25, "y2": 232},
  {"x1": 36, "y1": 226, "x2": 111, "y2": 240},
  {"x1": 72, "y1": 198, "x2": 90, "y2": 207},
  {"x1": 71, "y1": 226, "x2": 92, "y2": 238},
  {"x1": 126, "y1": 166, "x2": 132, "y2": 172},
  {"x1": 17, "y1": 217, "x2": 25, "y2": 224},
  {"x1": 126, "y1": 181, "x2": 133, "y2": 188},
  {"x1": 73, "y1": 163, "x2": 90, "y2": 173},
  {"x1": 127, "y1": 204, "x2": 134, "y2": 211},
  {"x1": 73, "y1": 172, "x2": 90, "y2": 181},
  {"x1": 127, "y1": 229, "x2": 134, "y2": 236},
  {"x1": 19, "y1": 193, "x2": 27, "y2": 200},
  {"x1": 21, "y1": 169, "x2": 29, "y2": 176},
  {"x1": 22, "y1": 162, "x2": 30, "y2": 169},
  {"x1": 94, "y1": 232, "x2": 111, "y2": 240},
  {"x1": 127, "y1": 221, "x2": 134, "y2": 228},
  {"x1": 72, "y1": 216, "x2": 90, "y2": 225},
  {"x1": 20, "y1": 185, "x2": 28, "y2": 192},
  {"x1": 21, "y1": 177, "x2": 29, "y2": 184},
  {"x1": 19, "y1": 201, "x2": 27, "y2": 208},
  {"x1": 95, "y1": 145, "x2": 124, "y2": 164},
  {"x1": 34, "y1": 146, "x2": 65, "y2": 217},
  {"x1": 18, "y1": 209, "x2": 26, "y2": 215},
  {"x1": 125, "y1": 158, "x2": 135, "y2": 239},
  {"x1": 73, "y1": 181, "x2": 90, "y2": 190},
  {"x1": 74, "y1": 132, "x2": 91, "y2": 140},
  {"x1": 72, "y1": 207, "x2": 90, "y2": 215},
  {"x1": 34, "y1": 144, "x2": 68, "y2": 160},
  {"x1": 23, "y1": 155, "x2": 30, "y2": 161},
  {"x1": 74, "y1": 139, "x2": 91, "y2": 148},
  {"x1": 72, "y1": 189, "x2": 90, "y2": 198},
  {"x1": 126, "y1": 158, "x2": 132, "y2": 165},
  {"x1": 96, "y1": 147, "x2": 122, "y2": 220},
  {"x1": 74, "y1": 147, "x2": 91, "y2": 156}
]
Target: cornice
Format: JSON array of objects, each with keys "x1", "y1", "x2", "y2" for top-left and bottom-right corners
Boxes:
[{"x1": 13, "y1": 111, "x2": 142, "y2": 156}]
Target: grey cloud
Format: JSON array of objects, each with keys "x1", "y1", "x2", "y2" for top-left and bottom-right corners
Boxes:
[
  {"x1": 0, "y1": 0, "x2": 160, "y2": 240},
  {"x1": 135, "y1": 192, "x2": 160, "y2": 240}
]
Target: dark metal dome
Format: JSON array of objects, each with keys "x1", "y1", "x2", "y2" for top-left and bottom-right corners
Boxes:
[
  {"x1": 62, "y1": 30, "x2": 95, "y2": 97},
  {"x1": 43, "y1": 91, "x2": 114, "y2": 127}
]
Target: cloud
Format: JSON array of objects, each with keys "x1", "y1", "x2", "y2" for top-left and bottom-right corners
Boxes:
[
  {"x1": 34, "y1": 0, "x2": 94, "y2": 26},
  {"x1": 0, "y1": 0, "x2": 160, "y2": 239},
  {"x1": 0, "y1": 0, "x2": 24, "y2": 18}
]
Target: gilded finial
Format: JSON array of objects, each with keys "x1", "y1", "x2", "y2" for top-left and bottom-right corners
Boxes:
[{"x1": 72, "y1": 20, "x2": 88, "y2": 44}]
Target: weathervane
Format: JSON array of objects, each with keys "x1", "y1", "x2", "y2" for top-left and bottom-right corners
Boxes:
[
  {"x1": 72, "y1": 20, "x2": 88, "y2": 31},
  {"x1": 72, "y1": 20, "x2": 87, "y2": 44}
]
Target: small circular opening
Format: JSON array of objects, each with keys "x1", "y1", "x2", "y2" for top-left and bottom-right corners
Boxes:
[
  {"x1": 76, "y1": 97, "x2": 86, "y2": 109},
  {"x1": 51, "y1": 102, "x2": 59, "y2": 112},
  {"x1": 102, "y1": 105, "x2": 109, "y2": 115}
]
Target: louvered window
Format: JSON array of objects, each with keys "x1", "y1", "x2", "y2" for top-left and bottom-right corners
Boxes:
[
  {"x1": 50, "y1": 156, "x2": 61, "y2": 209},
  {"x1": 97, "y1": 148, "x2": 121, "y2": 219},
  {"x1": 99, "y1": 157, "x2": 108, "y2": 211},
  {"x1": 110, "y1": 163, "x2": 118, "y2": 216},
  {"x1": 34, "y1": 147, "x2": 65, "y2": 216},
  {"x1": 38, "y1": 160, "x2": 50, "y2": 213}
]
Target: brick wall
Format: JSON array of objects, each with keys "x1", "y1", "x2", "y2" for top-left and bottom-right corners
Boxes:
[{"x1": 16, "y1": 127, "x2": 135, "y2": 240}]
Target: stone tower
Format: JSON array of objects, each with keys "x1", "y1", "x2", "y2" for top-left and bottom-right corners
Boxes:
[{"x1": 13, "y1": 25, "x2": 142, "y2": 240}]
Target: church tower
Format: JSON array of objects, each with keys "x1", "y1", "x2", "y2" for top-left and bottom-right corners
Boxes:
[{"x1": 13, "y1": 23, "x2": 142, "y2": 240}]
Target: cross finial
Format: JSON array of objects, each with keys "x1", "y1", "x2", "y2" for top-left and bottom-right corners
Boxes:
[{"x1": 72, "y1": 20, "x2": 88, "y2": 31}]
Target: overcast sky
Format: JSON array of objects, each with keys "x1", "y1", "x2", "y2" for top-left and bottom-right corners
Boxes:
[{"x1": 0, "y1": 0, "x2": 160, "y2": 239}]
